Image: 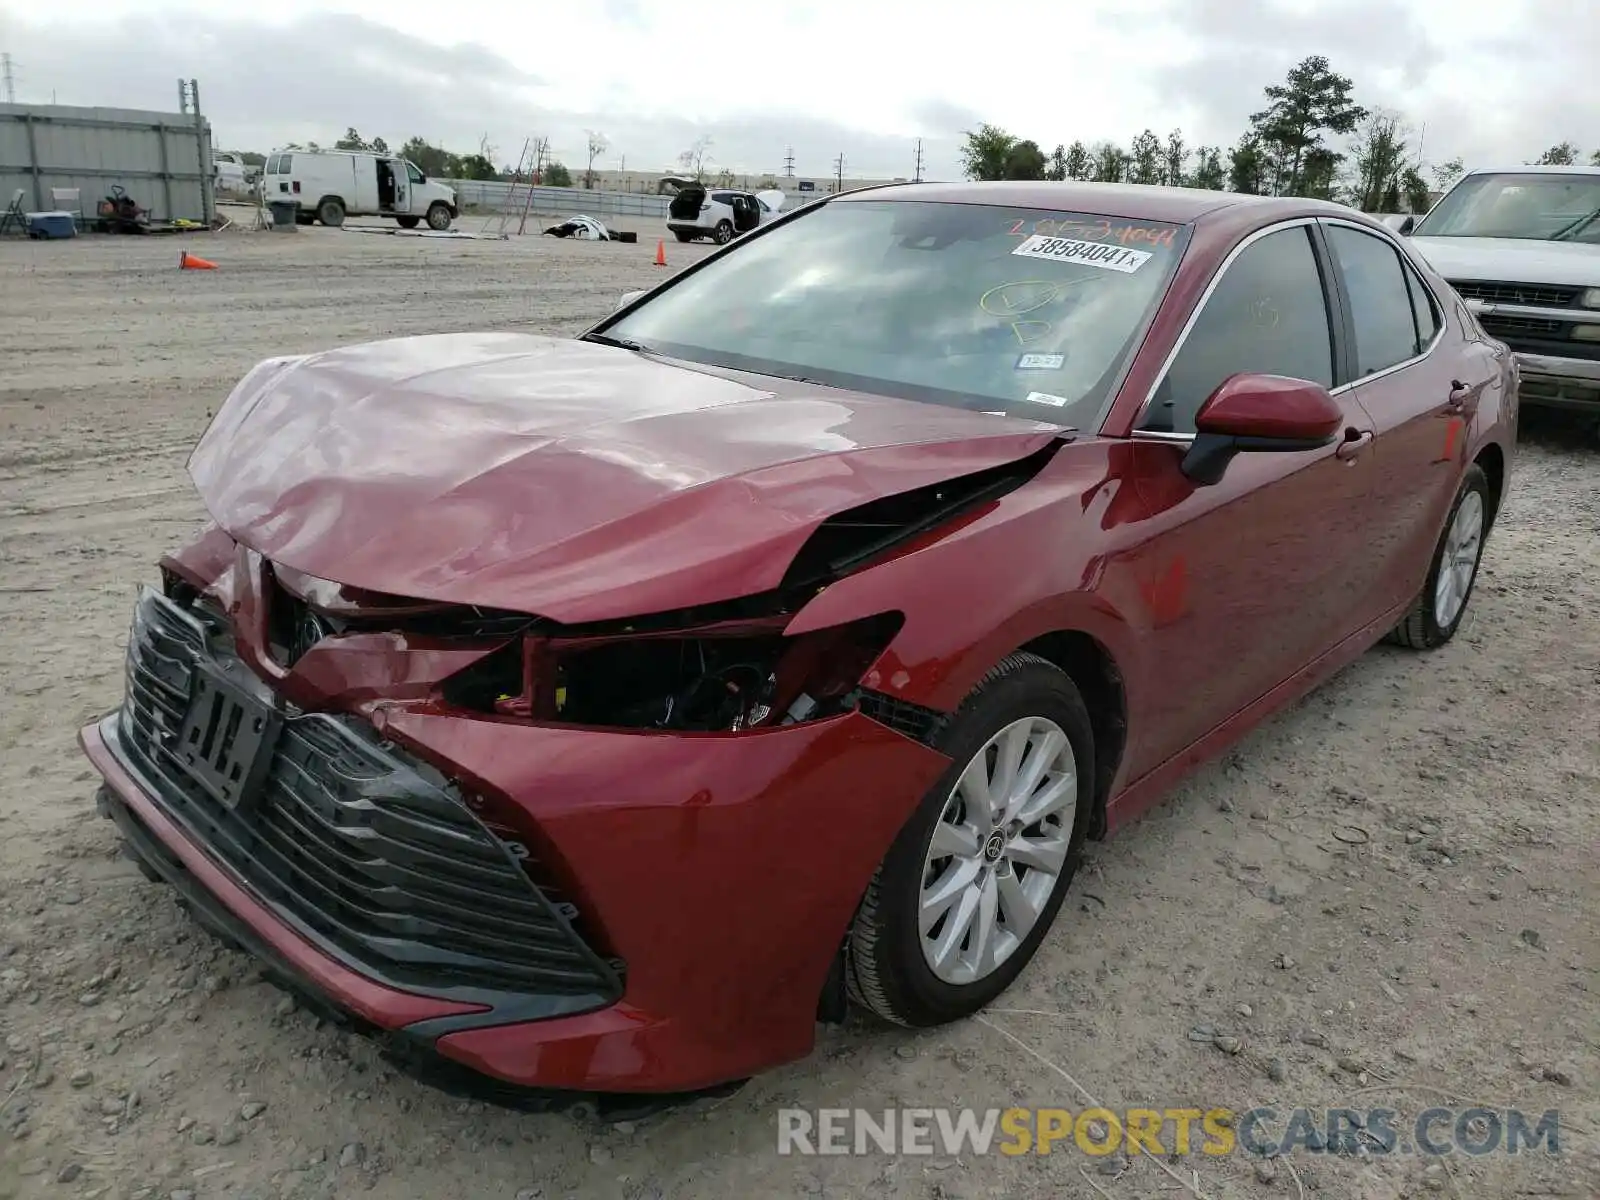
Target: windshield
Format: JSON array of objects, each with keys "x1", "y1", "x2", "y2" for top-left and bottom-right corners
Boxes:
[
  {"x1": 1414, "y1": 172, "x2": 1600, "y2": 243},
  {"x1": 601, "y1": 200, "x2": 1189, "y2": 426}
]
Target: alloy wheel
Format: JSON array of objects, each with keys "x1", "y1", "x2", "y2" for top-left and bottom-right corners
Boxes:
[
  {"x1": 1433, "y1": 489, "x2": 1484, "y2": 629},
  {"x1": 917, "y1": 716, "x2": 1077, "y2": 986}
]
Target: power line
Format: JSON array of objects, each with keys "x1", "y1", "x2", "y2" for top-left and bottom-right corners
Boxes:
[
  {"x1": 913, "y1": 138, "x2": 924, "y2": 183},
  {"x1": 783, "y1": 146, "x2": 795, "y2": 178}
]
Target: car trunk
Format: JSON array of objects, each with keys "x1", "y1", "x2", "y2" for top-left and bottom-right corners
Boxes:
[{"x1": 669, "y1": 185, "x2": 706, "y2": 221}]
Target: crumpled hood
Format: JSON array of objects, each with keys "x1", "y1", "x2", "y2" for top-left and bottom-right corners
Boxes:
[
  {"x1": 1408, "y1": 235, "x2": 1600, "y2": 289},
  {"x1": 189, "y1": 332, "x2": 1062, "y2": 623}
]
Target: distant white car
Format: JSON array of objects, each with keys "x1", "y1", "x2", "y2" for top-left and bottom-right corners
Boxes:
[
  {"x1": 213, "y1": 152, "x2": 250, "y2": 196},
  {"x1": 666, "y1": 185, "x2": 786, "y2": 244}
]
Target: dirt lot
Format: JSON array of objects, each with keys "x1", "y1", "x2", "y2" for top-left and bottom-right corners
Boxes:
[{"x1": 0, "y1": 213, "x2": 1596, "y2": 1200}]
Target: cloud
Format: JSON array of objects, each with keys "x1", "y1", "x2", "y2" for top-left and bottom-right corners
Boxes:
[{"x1": 4, "y1": 0, "x2": 1594, "y2": 183}]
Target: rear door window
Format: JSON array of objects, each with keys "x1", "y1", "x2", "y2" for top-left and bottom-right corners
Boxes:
[{"x1": 1326, "y1": 224, "x2": 1424, "y2": 376}]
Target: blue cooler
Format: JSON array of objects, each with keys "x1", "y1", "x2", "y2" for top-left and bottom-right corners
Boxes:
[{"x1": 26, "y1": 211, "x2": 78, "y2": 239}]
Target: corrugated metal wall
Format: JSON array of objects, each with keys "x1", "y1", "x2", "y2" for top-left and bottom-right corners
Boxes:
[{"x1": 0, "y1": 103, "x2": 215, "y2": 224}]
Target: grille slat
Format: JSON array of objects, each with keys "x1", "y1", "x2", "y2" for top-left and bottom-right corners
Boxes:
[
  {"x1": 115, "y1": 588, "x2": 619, "y2": 1005},
  {"x1": 1451, "y1": 280, "x2": 1584, "y2": 309}
]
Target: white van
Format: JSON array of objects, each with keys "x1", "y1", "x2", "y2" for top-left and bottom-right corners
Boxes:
[{"x1": 261, "y1": 149, "x2": 459, "y2": 230}]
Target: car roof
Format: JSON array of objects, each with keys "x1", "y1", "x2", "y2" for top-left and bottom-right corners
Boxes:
[
  {"x1": 833, "y1": 180, "x2": 1356, "y2": 225},
  {"x1": 1460, "y1": 164, "x2": 1600, "y2": 177}
]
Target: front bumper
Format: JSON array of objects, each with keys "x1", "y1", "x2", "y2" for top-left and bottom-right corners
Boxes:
[
  {"x1": 81, "y1": 589, "x2": 951, "y2": 1094},
  {"x1": 1513, "y1": 352, "x2": 1600, "y2": 414}
]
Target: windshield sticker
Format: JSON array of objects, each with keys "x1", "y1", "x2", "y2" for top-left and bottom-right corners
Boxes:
[
  {"x1": 1013, "y1": 234, "x2": 1152, "y2": 273},
  {"x1": 1024, "y1": 390, "x2": 1070, "y2": 407},
  {"x1": 1016, "y1": 352, "x2": 1065, "y2": 370}
]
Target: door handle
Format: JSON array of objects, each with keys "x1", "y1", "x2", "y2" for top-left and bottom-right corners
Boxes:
[
  {"x1": 1447, "y1": 379, "x2": 1480, "y2": 410},
  {"x1": 1335, "y1": 429, "x2": 1374, "y2": 461}
]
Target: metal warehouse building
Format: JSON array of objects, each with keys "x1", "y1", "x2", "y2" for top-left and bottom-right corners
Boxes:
[{"x1": 1, "y1": 100, "x2": 216, "y2": 225}]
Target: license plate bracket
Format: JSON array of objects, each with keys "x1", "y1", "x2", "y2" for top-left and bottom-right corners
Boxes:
[{"x1": 175, "y1": 662, "x2": 283, "y2": 813}]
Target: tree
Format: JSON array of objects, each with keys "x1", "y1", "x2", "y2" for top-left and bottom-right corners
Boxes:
[
  {"x1": 584, "y1": 130, "x2": 608, "y2": 189},
  {"x1": 1249, "y1": 55, "x2": 1368, "y2": 196},
  {"x1": 1532, "y1": 141, "x2": 1578, "y2": 165},
  {"x1": 1064, "y1": 141, "x2": 1092, "y2": 181},
  {"x1": 371, "y1": 136, "x2": 390, "y2": 156},
  {"x1": 1045, "y1": 144, "x2": 1067, "y2": 182},
  {"x1": 1003, "y1": 139, "x2": 1048, "y2": 180},
  {"x1": 1592, "y1": 149, "x2": 1600, "y2": 167},
  {"x1": 1090, "y1": 142, "x2": 1128, "y2": 183},
  {"x1": 1162, "y1": 129, "x2": 1189, "y2": 187},
  {"x1": 1127, "y1": 130, "x2": 1163, "y2": 185},
  {"x1": 1431, "y1": 156, "x2": 1464, "y2": 192},
  {"x1": 543, "y1": 161, "x2": 573, "y2": 187},
  {"x1": 678, "y1": 136, "x2": 712, "y2": 181},
  {"x1": 1348, "y1": 112, "x2": 1411, "y2": 212},
  {"x1": 399, "y1": 136, "x2": 459, "y2": 179},
  {"x1": 959, "y1": 124, "x2": 1016, "y2": 181},
  {"x1": 1228, "y1": 136, "x2": 1269, "y2": 194},
  {"x1": 455, "y1": 154, "x2": 497, "y2": 181},
  {"x1": 334, "y1": 127, "x2": 370, "y2": 151},
  {"x1": 1191, "y1": 146, "x2": 1226, "y2": 190}
]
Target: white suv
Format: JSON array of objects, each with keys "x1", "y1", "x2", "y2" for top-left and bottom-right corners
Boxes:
[{"x1": 667, "y1": 185, "x2": 785, "y2": 244}]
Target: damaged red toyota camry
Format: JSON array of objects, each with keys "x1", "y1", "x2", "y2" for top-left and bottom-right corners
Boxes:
[{"x1": 81, "y1": 181, "x2": 1516, "y2": 1107}]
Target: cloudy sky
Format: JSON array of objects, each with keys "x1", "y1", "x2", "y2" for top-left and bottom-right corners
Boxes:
[{"x1": 1, "y1": 0, "x2": 1592, "y2": 182}]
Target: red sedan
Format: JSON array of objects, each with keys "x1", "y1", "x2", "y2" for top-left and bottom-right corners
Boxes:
[{"x1": 80, "y1": 181, "x2": 1516, "y2": 1109}]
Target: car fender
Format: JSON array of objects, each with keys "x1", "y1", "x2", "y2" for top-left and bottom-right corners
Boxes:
[{"x1": 782, "y1": 457, "x2": 1148, "y2": 721}]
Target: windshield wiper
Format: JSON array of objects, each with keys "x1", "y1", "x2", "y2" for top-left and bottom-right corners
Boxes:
[
  {"x1": 581, "y1": 332, "x2": 652, "y2": 352},
  {"x1": 1548, "y1": 203, "x2": 1600, "y2": 242}
]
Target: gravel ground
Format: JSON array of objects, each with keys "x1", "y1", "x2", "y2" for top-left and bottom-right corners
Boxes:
[{"x1": 0, "y1": 213, "x2": 1596, "y2": 1200}]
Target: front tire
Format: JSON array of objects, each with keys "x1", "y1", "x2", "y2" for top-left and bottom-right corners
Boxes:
[
  {"x1": 425, "y1": 203, "x2": 453, "y2": 231},
  {"x1": 847, "y1": 653, "x2": 1094, "y2": 1027},
  {"x1": 1386, "y1": 463, "x2": 1490, "y2": 650}
]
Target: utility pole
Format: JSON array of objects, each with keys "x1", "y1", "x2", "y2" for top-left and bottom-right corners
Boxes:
[
  {"x1": 2, "y1": 55, "x2": 15, "y2": 105},
  {"x1": 783, "y1": 146, "x2": 795, "y2": 178},
  {"x1": 913, "y1": 138, "x2": 924, "y2": 183},
  {"x1": 833, "y1": 153, "x2": 845, "y2": 193}
]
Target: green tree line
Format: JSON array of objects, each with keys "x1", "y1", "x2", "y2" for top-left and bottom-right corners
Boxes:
[{"x1": 960, "y1": 55, "x2": 1599, "y2": 213}]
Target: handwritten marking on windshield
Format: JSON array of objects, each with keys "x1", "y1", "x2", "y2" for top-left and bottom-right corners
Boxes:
[
  {"x1": 1007, "y1": 218, "x2": 1179, "y2": 248},
  {"x1": 1010, "y1": 321, "x2": 1053, "y2": 345},
  {"x1": 980, "y1": 280, "x2": 1063, "y2": 316}
]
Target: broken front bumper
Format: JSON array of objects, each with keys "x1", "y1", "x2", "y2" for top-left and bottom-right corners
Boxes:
[{"x1": 81, "y1": 588, "x2": 952, "y2": 1094}]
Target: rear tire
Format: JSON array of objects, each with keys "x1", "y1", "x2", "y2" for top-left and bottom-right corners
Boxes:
[
  {"x1": 396, "y1": 215, "x2": 420, "y2": 229},
  {"x1": 674, "y1": 230, "x2": 695, "y2": 243},
  {"x1": 1385, "y1": 463, "x2": 1490, "y2": 650},
  {"x1": 846, "y1": 653, "x2": 1094, "y2": 1027},
  {"x1": 425, "y1": 203, "x2": 452, "y2": 231},
  {"x1": 317, "y1": 198, "x2": 345, "y2": 227}
]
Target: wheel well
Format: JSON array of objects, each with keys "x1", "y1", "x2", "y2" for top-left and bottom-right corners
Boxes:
[
  {"x1": 1019, "y1": 631, "x2": 1126, "y2": 841},
  {"x1": 1474, "y1": 443, "x2": 1505, "y2": 530},
  {"x1": 316, "y1": 194, "x2": 345, "y2": 212}
]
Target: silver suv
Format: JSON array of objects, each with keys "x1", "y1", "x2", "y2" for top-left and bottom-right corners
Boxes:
[{"x1": 1402, "y1": 165, "x2": 1600, "y2": 430}]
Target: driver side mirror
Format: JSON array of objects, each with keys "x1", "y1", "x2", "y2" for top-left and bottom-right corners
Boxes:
[
  {"x1": 1397, "y1": 215, "x2": 1416, "y2": 236},
  {"x1": 1180, "y1": 373, "x2": 1344, "y2": 486}
]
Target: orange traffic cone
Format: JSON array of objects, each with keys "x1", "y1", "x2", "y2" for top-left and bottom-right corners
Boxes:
[
  {"x1": 654, "y1": 239, "x2": 666, "y2": 267},
  {"x1": 179, "y1": 251, "x2": 217, "y2": 270}
]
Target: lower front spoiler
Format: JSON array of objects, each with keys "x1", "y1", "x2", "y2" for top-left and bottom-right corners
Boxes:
[{"x1": 85, "y1": 726, "x2": 744, "y2": 1120}]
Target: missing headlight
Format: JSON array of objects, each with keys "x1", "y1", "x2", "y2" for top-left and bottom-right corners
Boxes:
[{"x1": 442, "y1": 612, "x2": 904, "y2": 733}]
